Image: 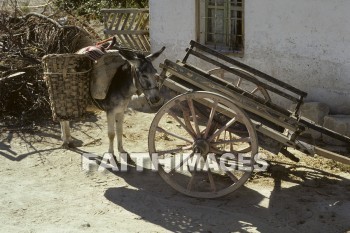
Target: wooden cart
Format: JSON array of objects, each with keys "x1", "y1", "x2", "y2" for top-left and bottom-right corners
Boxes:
[{"x1": 148, "y1": 40, "x2": 350, "y2": 198}]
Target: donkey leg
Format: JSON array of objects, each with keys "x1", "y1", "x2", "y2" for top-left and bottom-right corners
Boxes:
[
  {"x1": 60, "y1": 120, "x2": 72, "y2": 148},
  {"x1": 115, "y1": 112, "x2": 126, "y2": 153},
  {"x1": 107, "y1": 112, "x2": 116, "y2": 154}
]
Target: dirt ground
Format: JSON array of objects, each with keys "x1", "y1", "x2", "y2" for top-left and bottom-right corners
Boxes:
[{"x1": 1, "y1": 101, "x2": 350, "y2": 233}]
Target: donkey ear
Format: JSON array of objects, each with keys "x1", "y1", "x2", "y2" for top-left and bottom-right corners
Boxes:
[
  {"x1": 118, "y1": 49, "x2": 140, "y2": 66},
  {"x1": 146, "y1": 46, "x2": 165, "y2": 61}
]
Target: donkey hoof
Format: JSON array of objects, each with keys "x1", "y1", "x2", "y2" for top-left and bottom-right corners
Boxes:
[
  {"x1": 62, "y1": 142, "x2": 70, "y2": 149},
  {"x1": 124, "y1": 152, "x2": 137, "y2": 167},
  {"x1": 62, "y1": 141, "x2": 75, "y2": 149}
]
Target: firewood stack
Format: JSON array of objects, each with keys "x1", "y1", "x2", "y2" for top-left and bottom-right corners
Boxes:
[{"x1": 0, "y1": 11, "x2": 98, "y2": 126}]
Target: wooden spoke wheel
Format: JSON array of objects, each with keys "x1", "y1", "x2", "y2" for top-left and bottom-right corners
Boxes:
[
  {"x1": 148, "y1": 91, "x2": 258, "y2": 198},
  {"x1": 208, "y1": 67, "x2": 271, "y2": 102}
]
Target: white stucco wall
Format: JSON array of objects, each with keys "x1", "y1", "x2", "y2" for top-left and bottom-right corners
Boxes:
[
  {"x1": 149, "y1": 0, "x2": 197, "y2": 66},
  {"x1": 150, "y1": 0, "x2": 350, "y2": 114}
]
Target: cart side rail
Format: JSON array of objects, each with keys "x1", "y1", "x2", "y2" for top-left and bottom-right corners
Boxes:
[
  {"x1": 299, "y1": 117, "x2": 350, "y2": 144},
  {"x1": 161, "y1": 59, "x2": 301, "y2": 132},
  {"x1": 183, "y1": 40, "x2": 307, "y2": 114}
]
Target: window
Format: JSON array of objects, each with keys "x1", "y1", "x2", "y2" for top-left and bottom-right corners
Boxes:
[{"x1": 198, "y1": 0, "x2": 244, "y2": 54}]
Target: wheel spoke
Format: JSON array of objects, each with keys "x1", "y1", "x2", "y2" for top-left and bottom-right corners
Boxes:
[
  {"x1": 168, "y1": 110, "x2": 196, "y2": 139},
  {"x1": 211, "y1": 155, "x2": 240, "y2": 182},
  {"x1": 218, "y1": 156, "x2": 241, "y2": 167},
  {"x1": 229, "y1": 132, "x2": 234, "y2": 151},
  {"x1": 204, "y1": 100, "x2": 219, "y2": 139},
  {"x1": 210, "y1": 146, "x2": 251, "y2": 155},
  {"x1": 208, "y1": 117, "x2": 237, "y2": 142},
  {"x1": 156, "y1": 126, "x2": 193, "y2": 143},
  {"x1": 170, "y1": 151, "x2": 195, "y2": 173},
  {"x1": 207, "y1": 169, "x2": 217, "y2": 192},
  {"x1": 219, "y1": 155, "x2": 253, "y2": 169},
  {"x1": 187, "y1": 98, "x2": 200, "y2": 136},
  {"x1": 187, "y1": 162, "x2": 197, "y2": 191},
  {"x1": 224, "y1": 130, "x2": 228, "y2": 150},
  {"x1": 225, "y1": 170, "x2": 239, "y2": 182},
  {"x1": 157, "y1": 145, "x2": 193, "y2": 156},
  {"x1": 178, "y1": 103, "x2": 196, "y2": 136},
  {"x1": 211, "y1": 137, "x2": 251, "y2": 146}
]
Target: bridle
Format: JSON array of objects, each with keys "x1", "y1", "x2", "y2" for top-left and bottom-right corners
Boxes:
[
  {"x1": 131, "y1": 65, "x2": 163, "y2": 107},
  {"x1": 131, "y1": 65, "x2": 159, "y2": 96}
]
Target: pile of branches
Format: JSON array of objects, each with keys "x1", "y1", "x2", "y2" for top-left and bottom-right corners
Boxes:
[{"x1": 0, "y1": 10, "x2": 99, "y2": 127}]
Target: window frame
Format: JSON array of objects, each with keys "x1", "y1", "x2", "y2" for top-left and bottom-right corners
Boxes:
[{"x1": 197, "y1": 0, "x2": 245, "y2": 56}]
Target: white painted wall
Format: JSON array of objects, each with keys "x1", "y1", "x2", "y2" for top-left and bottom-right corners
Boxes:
[
  {"x1": 149, "y1": 0, "x2": 197, "y2": 66},
  {"x1": 150, "y1": 0, "x2": 350, "y2": 114}
]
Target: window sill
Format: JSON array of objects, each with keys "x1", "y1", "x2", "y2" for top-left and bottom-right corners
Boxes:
[{"x1": 204, "y1": 45, "x2": 244, "y2": 58}]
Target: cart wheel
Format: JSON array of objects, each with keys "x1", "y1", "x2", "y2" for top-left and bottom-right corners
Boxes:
[
  {"x1": 208, "y1": 67, "x2": 271, "y2": 102},
  {"x1": 148, "y1": 91, "x2": 258, "y2": 198}
]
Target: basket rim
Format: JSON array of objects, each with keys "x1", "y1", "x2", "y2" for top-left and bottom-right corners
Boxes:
[{"x1": 42, "y1": 53, "x2": 89, "y2": 61}]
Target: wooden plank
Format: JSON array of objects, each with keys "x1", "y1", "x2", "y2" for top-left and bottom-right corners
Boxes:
[
  {"x1": 134, "y1": 35, "x2": 145, "y2": 51},
  {"x1": 135, "y1": 12, "x2": 146, "y2": 30},
  {"x1": 139, "y1": 14, "x2": 149, "y2": 31},
  {"x1": 102, "y1": 12, "x2": 110, "y2": 32},
  {"x1": 139, "y1": 37, "x2": 149, "y2": 52},
  {"x1": 142, "y1": 34, "x2": 151, "y2": 51},
  {"x1": 108, "y1": 13, "x2": 118, "y2": 30},
  {"x1": 121, "y1": 34, "x2": 136, "y2": 50},
  {"x1": 114, "y1": 12, "x2": 123, "y2": 30},
  {"x1": 128, "y1": 12, "x2": 137, "y2": 30},
  {"x1": 115, "y1": 34, "x2": 128, "y2": 48},
  {"x1": 121, "y1": 12, "x2": 130, "y2": 30},
  {"x1": 314, "y1": 147, "x2": 350, "y2": 165},
  {"x1": 189, "y1": 40, "x2": 308, "y2": 97},
  {"x1": 129, "y1": 35, "x2": 142, "y2": 51}
]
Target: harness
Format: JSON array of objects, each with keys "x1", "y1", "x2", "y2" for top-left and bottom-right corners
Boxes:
[
  {"x1": 90, "y1": 91, "x2": 105, "y2": 111},
  {"x1": 90, "y1": 63, "x2": 159, "y2": 111}
]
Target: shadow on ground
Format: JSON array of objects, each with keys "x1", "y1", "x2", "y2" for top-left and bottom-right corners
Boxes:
[
  {"x1": 0, "y1": 112, "x2": 100, "y2": 161},
  {"x1": 104, "y1": 162, "x2": 350, "y2": 233}
]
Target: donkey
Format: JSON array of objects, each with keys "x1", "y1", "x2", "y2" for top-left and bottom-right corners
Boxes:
[{"x1": 60, "y1": 46, "x2": 165, "y2": 155}]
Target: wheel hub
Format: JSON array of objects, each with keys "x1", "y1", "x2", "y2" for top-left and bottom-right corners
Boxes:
[{"x1": 193, "y1": 139, "x2": 210, "y2": 155}]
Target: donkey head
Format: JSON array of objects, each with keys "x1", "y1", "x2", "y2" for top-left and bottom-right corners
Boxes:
[{"x1": 118, "y1": 47, "x2": 165, "y2": 107}]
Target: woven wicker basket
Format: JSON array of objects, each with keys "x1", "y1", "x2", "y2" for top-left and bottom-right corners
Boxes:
[{"x1": 42, "y1": 53, "x2": 92, "y2": 121}]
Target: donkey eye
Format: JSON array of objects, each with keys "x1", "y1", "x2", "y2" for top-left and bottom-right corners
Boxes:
[{"x1": 142, "y1": 75, "x2": 149, "y2": 79}]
